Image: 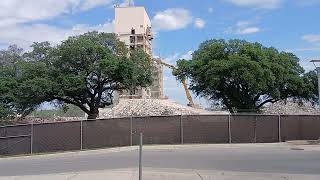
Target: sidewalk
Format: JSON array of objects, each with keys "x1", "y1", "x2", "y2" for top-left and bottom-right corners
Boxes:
[{"x1": 2, "y1": 168, "x2": 320, "y2": 180}]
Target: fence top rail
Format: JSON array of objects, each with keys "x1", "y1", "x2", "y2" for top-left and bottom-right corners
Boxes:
[
  {"x1": 0, "y1": 134, "x2": 31, "y2": 139},
  {"x1": 182, "y1": 113, "x2": 320, "y2": 116},
  {"x1": 1, "y1": 114, "x2": 320, "y2": 128},
  {"x1": 0, "y1": 123, "x2": 30, "y2": 128}
]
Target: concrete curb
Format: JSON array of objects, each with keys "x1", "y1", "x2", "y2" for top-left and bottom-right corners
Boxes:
[
  {"x1": 1, "y1": 168, "x2": 320, "y2": 180},
  {"x1": 2, "y1": 143, "x2": 320, "y2": 160},
  {"x1": 287, "y1": 140, "x2": 320, "y2": 145}
]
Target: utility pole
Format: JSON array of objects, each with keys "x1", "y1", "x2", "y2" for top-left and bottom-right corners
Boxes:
[{"x1": 310, "y1": 59, "x2": 320, "y2": 108}]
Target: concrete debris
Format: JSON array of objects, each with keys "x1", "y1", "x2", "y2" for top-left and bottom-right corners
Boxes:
[
  {"x1": 15, "y1": 117, "x2": 82, "y2": 125},
  {"x1": 263, "y1": 101, "x2": 320, "y2": 115},
  {"x1": 99, "y1": 99, "x2": 227, "y2": 118}
]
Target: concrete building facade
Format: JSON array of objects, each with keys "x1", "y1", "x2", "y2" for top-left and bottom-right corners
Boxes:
[{"x1": 115, "y1": 6, "x2": 163, "y2": 99}]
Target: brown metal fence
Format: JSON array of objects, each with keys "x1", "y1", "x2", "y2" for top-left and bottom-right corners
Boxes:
[
  {"x1": 0, "y1": 115, "x2": 319, "y2": 156},
  {"x1": 32, "y1": 121, "x2": 81, "y2": 153},
  {"x1": 83, "y1": 118, "x2": 131, "y2": 149},
  {"x1": 132, "y1": 116, "x2": 181, "y2": 145},
  {"x1": 0, "y1": 124, "x2": 31, "y2": 155},
  {"x1": 182, "y1": 115, "x2": 229, "y2": 144}
]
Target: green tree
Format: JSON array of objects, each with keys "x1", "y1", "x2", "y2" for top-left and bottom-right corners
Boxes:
[
  {"x1": 0, "y1": 45, "x2": 23, "y2": 66},
  {"x1": 0, "y1": 45, "x2": 52, "y2": 119},
  {"x1": 0, "y1": 45, "x2": 24, "y2": 120},
  {"x1": 21, "y1": 32, "x2": 153, "y2": 119},
  {"x1": 302, "y1": 70, "x2": 319, "y2": 105},
  {"x1": 175, "y1": 39, "x2": 314, "y2": 113}
]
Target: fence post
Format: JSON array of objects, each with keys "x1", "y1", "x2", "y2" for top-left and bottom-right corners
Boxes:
[
  {"x1": 30, "y1": 121, "x2": 34, "y2": 154},
  {"x1": 130, "y1": 117, "x2": 133, "y2": 146},
  {"x1": 254, "y1": 116, "x2": 257, "y2": 143},
  {"x1": 5, "y1": 126, "x2": 8, "y2": 154},
  {"x1": 278, "y1": 115, "x2": 281, "y2": 142},
  {"x1": 80, "y1": 120, "x2": 83, "y2": 151},
  {"x1": 228, "y1": 114, "x2": 232, "y2": 144},
  {"x1": 180, "y1": 114, "x2": 184, "y2": 144}
]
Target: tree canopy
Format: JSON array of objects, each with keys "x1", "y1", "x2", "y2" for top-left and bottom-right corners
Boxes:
[
  {"x1": 0, "y1": 32, "x2": 153, "y2": 119},
  {"x1": 302, "y1": 70, "x2": 319, "y2": 105},
  {"x1": 0, "y1": 45, "x2": 26, "y2": 120},
  {"x1": 175, "y1": 39, "x2": 316, "y2": 113}
]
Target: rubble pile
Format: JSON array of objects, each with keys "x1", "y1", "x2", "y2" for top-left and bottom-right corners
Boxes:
[
  {"x1": 15, "y1": 117, "x2": 82, "y2": 124},
  {"x1": 99, "y1": 99, "x2": 225, "y2": 118},
  {"x1": 263, "y1": 101, "x2": 320, "y2": 115}
]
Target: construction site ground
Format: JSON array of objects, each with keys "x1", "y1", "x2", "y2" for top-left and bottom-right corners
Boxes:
[{"x1": 99, "y1": 99, "x2": 228, "y2": 118}]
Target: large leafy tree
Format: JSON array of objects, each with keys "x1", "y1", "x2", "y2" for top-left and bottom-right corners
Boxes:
[
  {"x1": 0, "y1": 32, "x2": 153, "y2": 119},
  {"x1": 0, "y1": 45, "x2": 23, "y2": 66},
  {"x1": 175, "y1": 39, "x2": 314, "y2": 113},
  {"x1": 0, "y1": 45, "x2": 25, "y2": 120},
  {"x1": 302, "y1": 70, "x2": 319, "y2": 105},
  {"x1": 45, "y1": 32, "x2": 153, "y2": 119}
]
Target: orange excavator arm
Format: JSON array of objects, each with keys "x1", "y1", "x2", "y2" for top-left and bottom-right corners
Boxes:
[
  {"x1": 181, "y1": 79, "x2": 195, "y2": 107},
  {"x1": 155, "y1": 59, "x2": 195, "y2": 107}
]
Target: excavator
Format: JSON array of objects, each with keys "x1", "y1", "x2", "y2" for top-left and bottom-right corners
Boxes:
[{"x1": 155, "y1": 59, "x2": 201, "y2": 108}]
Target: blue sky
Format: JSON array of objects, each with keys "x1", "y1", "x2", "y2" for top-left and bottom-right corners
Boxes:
[{"x1": 0, "y1": 0, "x2": 320, "y2": 106}]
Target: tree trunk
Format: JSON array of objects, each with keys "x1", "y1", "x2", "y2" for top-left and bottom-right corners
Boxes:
[
  {"x1": 87, "y1": 113, "x2": 98, "y2": 119},
  {"x1": 88, "y1": 106, "x2": 99, "y2": 119},
  {"x1": 87, "y1": 109, "x2": 99, "y2": 119}
]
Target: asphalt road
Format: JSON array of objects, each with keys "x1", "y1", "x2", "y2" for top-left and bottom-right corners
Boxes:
[{"x1": 0, "y1": 144, "x2": 320, "y2": 176}]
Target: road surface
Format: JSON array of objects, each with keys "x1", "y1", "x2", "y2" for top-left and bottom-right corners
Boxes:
[{"x1": 0, "y1": 144, "x2": 319, "y2": 176}]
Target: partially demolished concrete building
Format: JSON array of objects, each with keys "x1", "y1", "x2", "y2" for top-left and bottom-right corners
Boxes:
[{"x1": 115, "y1": 6, "x2": 164, "y2": 99}]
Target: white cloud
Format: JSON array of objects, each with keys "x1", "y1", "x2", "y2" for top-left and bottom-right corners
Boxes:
[
  {"x1": 165, "y1": 53, "x2": 180, "y2": 63},
  {"x1": 152, "y1": 8, "x2": 205, "y2": 31},
  {"x1": 80, "y1": 0, "x2": 113, "y2": 10},
  {"x1": 164, "y1": 50, "x2": 193, "y2": 64},
  {"x1": 67, "y1": 21, "x2": 115, "y2": 37},
  {"x1": 181, "y1": 51, "x2": 193, "y2": 60},
  {"x1": 152, "y1": 8, "x2": 194, "y2": 31},
  {"x1": 224, "y1": 0, "x2": 283, "y2": 9},
  {"x1": 286, "y1": 47, "x2": 320, "y2": 52},
  {"x1": 0, "y1": 0, "x2": 113, "y2": 27},
  {"x1": 208, "y1": 8, "x2": 214, "y2": 13},
  {"x1": 226, "y1": 20, "x2": 261, "y2": 35},
  {"x1": 239, "y1": 27, "x2": 260, "y2": 34},
  {"x1": 0, "y1": 21, "x2": 114, "y2": 50},
  {"x1": 194, "y1": 18, "x2": 206, "y2": 29},
  {"x1": 236, "y1": 20, "x2": 250, "y2": 27},
  {"x1": 0, "y1": 0, "x2": 115, "y2": 50},
  {"x1": 118, "y1": 0, "x2": 135, "y2": 7},
  {"x1": 302, "y1": 34, "x2": 320, "y2": 43}
]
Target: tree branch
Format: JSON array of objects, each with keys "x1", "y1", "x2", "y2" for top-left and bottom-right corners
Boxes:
[
  {"x1": 257, "y1": 98, "x2": 280, "y2": 109},
  {"x1": 54, "y1": 96, "x2": 90, "y2": 114}
]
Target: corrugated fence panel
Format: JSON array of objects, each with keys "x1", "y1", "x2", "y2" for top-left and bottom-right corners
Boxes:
[
  {"x1": 299, "y1": 116, "x2": 320, "y2": 140},
  {"x1": 183, "y1": 115, "x2": 229, "y2": 144},
  {"x1": 132, "y1": 116, "x2": 181, "y2": 145},
  {"x1": 4, "y1": 137, "x2": 31, "y2": 155},
  {"x1": 33, "y1": 121, "x2": 81, "y2": 153},
  {"x1": 280, "y1": 115, "x2": 301, "y2": 141},
  {"x1": 83, "y1": 118, "x2": 131, "y2": 149},
  {"x1": 231, "y1": 115, "x2": 255, "y2": 143},
  {"x1": 0, "y1": 125, "x2": 31, "y2": 156},
  {"x1": 6, "y1": 125, "x2": 31, "y2": 136},
  {"x1": 0, "y1": 139, "x2": 7, "y2": 155},
  {"x1": 0, "y1": 115, "x2": 319, "y2": 156},
  {"x1": 256, "y1": 115, "x2": 279, "y2": 143},
  {"x1": 0, "y1": 127, "x2": 6, "y2": 137}
]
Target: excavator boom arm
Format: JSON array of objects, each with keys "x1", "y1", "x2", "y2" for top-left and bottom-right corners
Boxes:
[{"x1": 155, "y1": 59, "x2": 195, "y2": 106}]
